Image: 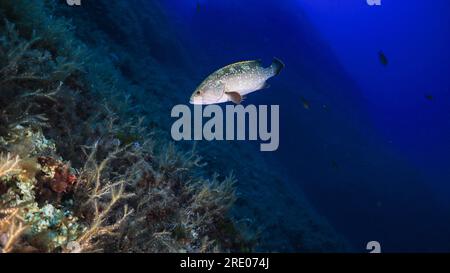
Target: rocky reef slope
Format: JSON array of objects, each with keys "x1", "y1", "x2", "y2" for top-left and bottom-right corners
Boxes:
[{"x1": 0, "y1": 0, "x2": 349, "y2": 252}]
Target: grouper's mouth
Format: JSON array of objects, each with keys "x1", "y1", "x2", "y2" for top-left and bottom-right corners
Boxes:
[
  {"x1": 189, "y1": 95, "x2": 209, "y2": 105},
  {"x1": 189, "y1": 97, "x2": 201, "y2": 105}
]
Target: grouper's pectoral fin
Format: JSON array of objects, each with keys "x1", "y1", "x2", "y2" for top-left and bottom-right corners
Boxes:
[{"x1": 225, "y1": 91, "x2": 242, "y2": 104}]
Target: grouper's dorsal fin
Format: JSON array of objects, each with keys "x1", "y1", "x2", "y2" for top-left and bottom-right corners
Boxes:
[{"x1": 226, "y1": 59, "x2": 262, "y2": 69}]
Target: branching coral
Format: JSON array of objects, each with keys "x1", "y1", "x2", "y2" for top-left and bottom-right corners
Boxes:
[
  {"x1": 105, "y1": 141, "x2": 247, "y2": 253},
  {"x1": 0, "y1": 153, "x2": 20, "y2": 177},
  {"x1": 0, "y1": 207, "x2": 27, "y2": 253},
  {"x1": 70, "y1": 141, "x2": 134, "y2": 252}
]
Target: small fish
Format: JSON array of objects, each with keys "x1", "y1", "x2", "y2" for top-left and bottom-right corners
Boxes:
[
  {"x1": 378, "y1": 50, "x2": 388, "y2": 66},
  {"x1": 196, "y1": 2, "x2": 201, "y2": 12},
  {"x1": 301, "y1": 97, "x2": 310, "y2": 110},
  {"x1": 190, "y1": 58, "x2": 284, "y2": 105},
  {"x1": 424, "y1": 94, "x2": 433, "y2": 101}
]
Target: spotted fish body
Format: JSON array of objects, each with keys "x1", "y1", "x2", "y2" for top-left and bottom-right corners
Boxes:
[{"x1": 190, "y1": 58, "x2": 284, "y2": 105}]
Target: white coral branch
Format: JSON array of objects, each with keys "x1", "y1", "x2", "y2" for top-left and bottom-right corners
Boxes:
[{"x1": 0, "y1": 153, "x2": 21, "y2": 177}]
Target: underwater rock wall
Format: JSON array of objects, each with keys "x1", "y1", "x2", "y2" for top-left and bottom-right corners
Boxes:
[
  {"x1": 62, "y1": 0, "x2": 350, "y2": 252},
  {"x1": 0, "y1": 0, "x2": 247, "y2": 253}
]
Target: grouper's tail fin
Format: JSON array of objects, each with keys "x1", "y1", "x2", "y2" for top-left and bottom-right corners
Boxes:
[{"x1": 271, "y1": 57, "x2": 285, "y2": 76}]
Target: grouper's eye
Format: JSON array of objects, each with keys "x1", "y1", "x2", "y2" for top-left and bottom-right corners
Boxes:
[{"x1": 196, "y1": 91, "x2": 201, "y2": 95}]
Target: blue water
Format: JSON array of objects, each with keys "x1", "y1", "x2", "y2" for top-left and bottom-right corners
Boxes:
[{"x1": 156, "y1": 0, "x2": 450, "y2": 252}]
